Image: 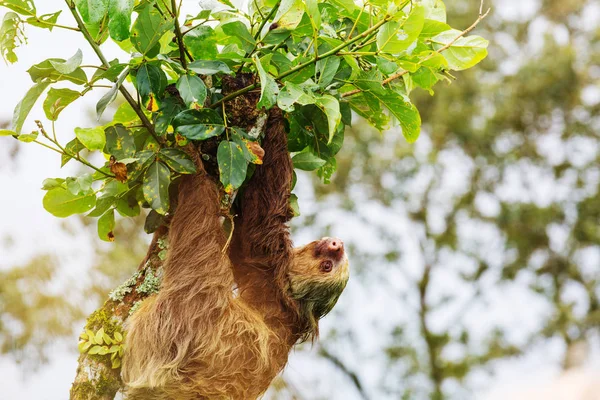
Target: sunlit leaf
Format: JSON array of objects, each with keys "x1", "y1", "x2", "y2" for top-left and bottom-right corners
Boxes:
[
  {"x1": 12, "y1": 80, "x2": 51, "y2": 134},
  {"x1": 0, "y1": 0, "x2": 36, "y2": 16},
  {"x1": 176, "y1": 74, "x2": 207, "y2": 109},
  {"x1": 0, "y1": 12, "x2": 21, "y2": 63},
  {"x1": 130, "y1": 4, "x2": 173, "y2": 57},
  {"x1": 98, "y1": 209, "x2": 116, "y2": 242},
  {"x1": 43, "y1": 88, "x2": 81, "y2": 121},
  {"x1": 75, "y1": 126, "x2": 106, "y2": 151},
  {"x1": 431, "y1": 30, "x2": 489, "y2": 70},
  {"x1": 188, "y1": 60, "x2": 232, "y2": 75},
  {"x1": 159, "y1": 148, "x2": 197, "y2": 174},
  {"x1": 172, "y1": 109, "x2": 225, "y2": 140},
  {"x1": 183, "y1": 25, "x2": 217, "y2": 60},
  {"x1": 217, "y1": 140, "x2": 247, "y2": 194},
  {"x1": 292, "y1": 149, "x2": 326, "y2": 171},
  {"x1": 43, "y1": 187, "x2": 96, "y2": 218},
  {"x1": 254, "y1": 54, "x2": 278, "y2": 109},
  {"x1": 143, "y1": 161, "x2": 171, "y2": 215},
  {"x1": 49, "y1": 49, "x2": 83, "y2": 74},
  {"x1": 108, "y1": 0, "x2": 134, "y2": 41}
]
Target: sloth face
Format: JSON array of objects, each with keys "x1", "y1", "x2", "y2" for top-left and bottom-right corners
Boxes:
[{"x1": 288, "y1": 237, "x2": 350, "y2": 320}]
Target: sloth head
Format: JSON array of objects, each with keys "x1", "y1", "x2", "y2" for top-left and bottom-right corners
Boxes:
[{"x1": 288, "y1": 237, "x2": 349, "y2": 336}]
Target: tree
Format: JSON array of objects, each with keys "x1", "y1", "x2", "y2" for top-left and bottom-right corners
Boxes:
[
  {"x1": 0, "y1": 0, "x2": 489, "y2": 398},
  {"x1": 272, "y1": 1, "x2": 600, "y2": 398}
]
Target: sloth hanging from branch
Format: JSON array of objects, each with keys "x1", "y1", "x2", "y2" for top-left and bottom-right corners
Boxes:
[{"x1": 121, "y1": 107, "x2": 350, "y2": 399}]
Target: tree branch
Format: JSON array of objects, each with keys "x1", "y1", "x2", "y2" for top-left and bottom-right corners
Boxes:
[
  {"x1": 171, "y1": 0, "x2": 188, "y2": 70},
  {"x1": 64, "y1": 0, "x2": 160, "y2": 142},
  {"x1": 319, "y1": 346, "x2": 369, "y2": 400},
  {"x1": 211, "y1": 15, "x2": 392, "y2": 109},
  {"x1": 341, "y1": 7, "x2": 491, "y2": 98}
]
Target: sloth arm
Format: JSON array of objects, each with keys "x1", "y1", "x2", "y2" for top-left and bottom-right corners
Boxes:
[
  {"x1": 160, "y1": 172, "x2": 234, "y2": 306},
  {"x1": 232, "y1": 109, "x2": 294, "y2": 271}
]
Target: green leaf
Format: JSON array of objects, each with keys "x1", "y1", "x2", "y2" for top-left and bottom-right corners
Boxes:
[
  {"x1": 16, "y1": 131, "x2": 37, "y2": 142},
  {"x1": 254, "y1": 54, "x2": 278, "y2": 110},
  {"x1": 217, "y1": 140, "x2": 247, "y2": 194},
  {"x1": 115, "y1": 192, "x2": 140, "y2": 217},
  {"x1": 183, "y1": 25, "x2": 217, "y2": 60},
  {"x1": 83, "y1": 0, "x2": 109, "y2": 24},
  {"x1": 130, "y1": 5, "x2": 173, "y2": 57},
  {"x1": 0, "y1": 129, "x2": 16, "y2": 136},
  {"x1": 0, "y1": 12, "x2": 21, "y2": 63},
  {"x1": 431, "y1": 30, "x2": 489, "y2": 70},
  {"x1": 377, "y1": 4, "x2": 425, "y2": 54},
  {"x1": 0, "y1": 0, "x2": 36, "y2": 16},
  {"x1": 188, "y1": 60, "x2": 232, "y2": 75},
  {"x1": 135, "y1": 63, "x2": 166, "y2": 103},
  {"x1": 43, "y1": 187, "x2": 96, "y2": 218},
  {"x1": 41, "y1": 178, "x2": 65, "y2": 191},
  {"x1": 27, "y1": 59, "x2": 87, "y2": 85},
  {"x1": 272, "y1": 0, "x2": 305, "y2": 32},
  {"x1": 353, "y1": 71, "x2": 421, "y2": 141},
  {"x1": 314, "y1": 95, "x2": 341, "y2": 144},
  {"x1": 12, "y1": 80, "x2": 51, "y2": 134},
  {"x1": 304, "y1": 0, "x2": 320, "y2": 32},
  {"x1": 66, "y1": 174, "x2": 93, "y2": 195},
  {"x1": 422, "y1": 0, "x2": 446, "y2": 22},
  {"x1": 91, "y1": 62, "x2": 127, "y2": 83},
  {"x1": 49, "y1": 49, "x2": 83, "y2": 74},
  {"x1": 43, "y1": 88, "x2": 81, "y2": 121},
  {"x1": 289, "y1": 193, "x2": 300, "y2": 216},
  {"x1": 96, "y1": 69, "x2": 127, "y2": 119},
  {"x1": 108, "y1": 0, "x2": 134, "y2": 41},
  {"x1": 144, "y1": 209, "x2": 165, "y2": 233},
  {"x1": 105, "y1": 124, "x2": 136, "y2": 159},
  {"x1": 61, "y1": 138, "x2": 85, "y2": 167},
  {"x1": 316, "y1": 56, "x2": 341, "y2": 88},
  {"x1": 292, "y1": 149, "x2": 326, "y2": 171},
  {"x1": 220, "y1": 21, "x2": 255, "y2": 54},
  {"x1": 172, "y1": 109, "x2": 225, "y2": 140},
  {"x1": 176, "y1": 74, "x2": 207, "y2": 109},
  {"x1": 88, "y1": 345, "x2": 102, "y2": 355},
  {"x1": 420, "y1": 19, "x2": 451, "y2": 38},
  {"x1": 98, "y1": 209, "x2": 116, "y2": 242},
  {"x1": 26, "y1": 11, "x2": 62, "y2": 31},
  {"x1": 159, "y1": 148, "x2": 197, "y2": 174},
  {"x1": 127, "y1": 149, "x2": 155, "y2": 182},
  {"x1": 143, "y1": 161, "x2": 171, "y2": 215},
  {"x1": 155, "y1": 96, "x2": 185, "y2": 135},
  {"x1": 75, "y1": 126, "x2": 106, "y2": 151},
  {"x1": 87, "y1": 196, "x2": 115, "y2": 217},
  {"x1": 113, "y1": 331, "x2": 123, "y2": 342},
  {"x1": 277, "y1": 82, "x2": 316, "y2": 112}
]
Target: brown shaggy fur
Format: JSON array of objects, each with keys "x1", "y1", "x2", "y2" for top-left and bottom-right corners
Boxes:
[{"x1": 122, "y1": 109, "x2": 349, "y2": 399}]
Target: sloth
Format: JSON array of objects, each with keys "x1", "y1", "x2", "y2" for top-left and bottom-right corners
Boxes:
[{"x1": 121, "y1": 108, "x2": 350, "y2": 399}]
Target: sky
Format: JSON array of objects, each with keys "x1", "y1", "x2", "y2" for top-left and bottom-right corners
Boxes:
[{"x1": 0, "y1": 0, "x2": 599, "y2": 399}]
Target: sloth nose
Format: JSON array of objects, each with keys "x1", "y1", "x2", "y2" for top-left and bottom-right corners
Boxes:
[{"x1": 326, "y1": 237, "x2": 344, "y2": 253}]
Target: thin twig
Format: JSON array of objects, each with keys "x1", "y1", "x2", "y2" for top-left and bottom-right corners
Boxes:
[
  {"x1": 341, "y1": 7, "x2": 491, "y2": 98},
  {"x1": 64, "y1": 0, "x2": 160, "y2": 143},
  {"x1": 171, "y1": 0, "x2": 188, "y2": 70},
  {"x1": 319, "y1": 346, "x2": 370, "y2": 400},
  {"x1": 212, "y1": 15, "x2": 393, "y2": 109}
]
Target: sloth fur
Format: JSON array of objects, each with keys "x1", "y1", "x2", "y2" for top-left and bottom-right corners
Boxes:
[{"x1": 121, "y1": 109, "x2": 350, "y2": 399}]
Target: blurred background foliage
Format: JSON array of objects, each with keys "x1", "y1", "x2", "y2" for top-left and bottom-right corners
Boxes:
[{"x1": 1, "y1": 0, "x2": 599, "y2": 399}]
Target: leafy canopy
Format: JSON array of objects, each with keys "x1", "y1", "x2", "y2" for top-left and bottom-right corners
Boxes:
[{"x1": 0, "y1": 0, "x2": 488, "y2": 240}]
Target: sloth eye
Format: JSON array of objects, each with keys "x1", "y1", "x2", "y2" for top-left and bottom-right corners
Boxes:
[{"x1": 320, "y1": 260, "x2": 333, "y2": 272}]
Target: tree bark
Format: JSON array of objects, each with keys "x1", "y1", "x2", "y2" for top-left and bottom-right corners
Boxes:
[
  {"x1": 70, "y1": 227, "x2": 168, "y2": 400},
  {"x1": 70, "y1": 75, "x2": 267, "y2": 399}
]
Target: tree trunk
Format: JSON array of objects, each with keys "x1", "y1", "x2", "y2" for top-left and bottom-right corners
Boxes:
[
  {"x1": 70, "y1": 227, "x2": 168, "y2": 400},
  {"x1": 70, "y1": 75, "x2": 266, "y2": 398}
]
